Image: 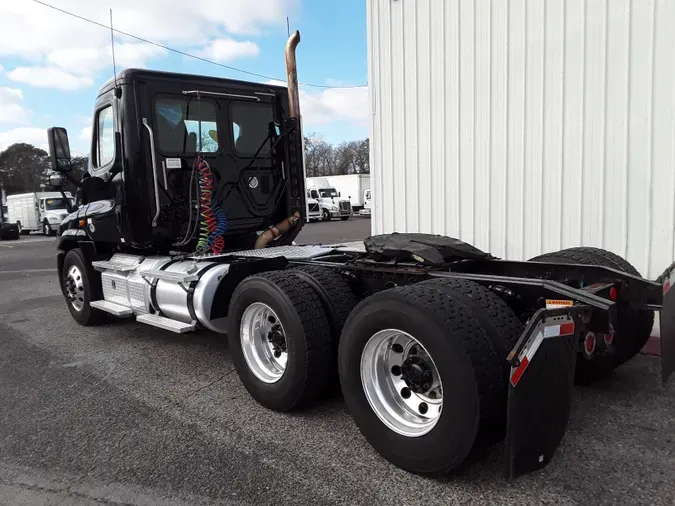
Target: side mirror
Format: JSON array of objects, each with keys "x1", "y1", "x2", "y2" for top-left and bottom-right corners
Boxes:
[
  {"x1": 338, "y1": 192, "x2": 341, "y2": 197},
  {"x1": 47, "y1": 127, "x2": 72, "y2": 173},
  {"x1": 48, "y1": 173, "x2": 64, "y2": 188}
]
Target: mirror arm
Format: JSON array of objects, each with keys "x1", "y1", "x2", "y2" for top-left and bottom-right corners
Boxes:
[{"x1": 60, "y1": 188, "x2": 75, "y2": 214}]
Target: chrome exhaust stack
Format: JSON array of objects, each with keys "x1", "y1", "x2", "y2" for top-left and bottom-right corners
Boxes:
[{"x1": 285, "y1": 30, "x2": 301, "y2": 119}]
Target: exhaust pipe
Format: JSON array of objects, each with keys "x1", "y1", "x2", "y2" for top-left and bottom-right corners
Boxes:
[
  {"x1": 255, "y1": 31, "x2": 302, "y2": 250},
  {"x1": 255, "y1": 212, "x2": 301, "y2": 249},
  {"x1": 285, "y1": 30, "x2": 301, "y2": 119}
]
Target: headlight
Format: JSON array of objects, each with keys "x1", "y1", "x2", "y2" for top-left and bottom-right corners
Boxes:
[{"x1": 331, "y1": 205, "x2": 339, "y2": 210}]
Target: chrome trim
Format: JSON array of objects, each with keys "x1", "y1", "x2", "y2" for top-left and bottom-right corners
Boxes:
[
  {"x1": 181, "y1": 90, "x2": 259, "y2": 101},
  {"x1": 142, "y1": 117, "x2": 161, "y2": 228}
]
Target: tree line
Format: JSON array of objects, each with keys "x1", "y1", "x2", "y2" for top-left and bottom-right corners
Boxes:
[
  {"x1": 0, "y1": 135, "x2": 370, "y2": 196},
  {"x1": 304, "y1": 135, "x2": 369, "y2": 177},
  {"x1": 0, "y1": 143, "x2": 86, "y2": 197}
]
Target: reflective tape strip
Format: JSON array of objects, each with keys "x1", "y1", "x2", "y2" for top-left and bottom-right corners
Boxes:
[
  {"x1": 510, "y1": 330, "x2": 544, "y2": 387},
  {"x1": 543, "y1": 322, "x2": 575, "y2": 338},
  {"x1": 510, "y1": 320, "x2": 575, "y2": 387}
]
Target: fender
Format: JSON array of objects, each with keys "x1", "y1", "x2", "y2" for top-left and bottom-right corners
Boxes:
[{"x1": 58, "y1": 199, "x2": 122, "y2": 244}]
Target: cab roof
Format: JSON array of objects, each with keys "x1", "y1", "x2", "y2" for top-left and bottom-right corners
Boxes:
[{"x1": 98, "y1": 68, "x2": 289, "y2": 99}]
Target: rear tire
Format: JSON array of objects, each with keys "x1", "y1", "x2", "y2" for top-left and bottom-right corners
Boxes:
[
  {"x1": 227, "y1": 271, "x2": 333, "y2": 411},
  {"x1": 338, "y1": 284, "x2": 505, "y2": 475},
  {"x1": 530, "y1": 247, "x2": 654, "y2": 383},
  {"x1": 289, "y1": 265, "x2": 358, "y2": 391},
  {"x1": 62, "y1": 248, "x2": 106, "y2": 326}
]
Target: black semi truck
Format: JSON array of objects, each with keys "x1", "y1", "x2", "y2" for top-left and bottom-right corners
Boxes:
[{"x1": 46, "y1": 31, "x2": 674, "y2": 479}]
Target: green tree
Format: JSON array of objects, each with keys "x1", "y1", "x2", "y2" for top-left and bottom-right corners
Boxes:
[{"x1": 0, "y1": 143, "x2": 51, "y2": 194}]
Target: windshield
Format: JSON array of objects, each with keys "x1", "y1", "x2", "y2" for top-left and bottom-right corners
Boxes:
[
  {"x1": 44, "y1": 198, "x2": 71, "y2": 211},
  {"x1": 319, "y1": 189, "x2": 338, "y2": 198}
]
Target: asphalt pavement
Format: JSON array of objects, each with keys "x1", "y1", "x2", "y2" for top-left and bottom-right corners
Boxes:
[{"x1": 1, "y1": 220, "x2": 674, "y2": 505}]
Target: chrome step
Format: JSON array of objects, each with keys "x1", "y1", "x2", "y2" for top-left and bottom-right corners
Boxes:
[
  {"x1": 91, "y1": 260, "x2": 139, "y2": 273},
  {"x1": 140, "y1": 269, "x2": 199, "y2": 283},
  {"x1": 136, "y1": 313, "x2": 196, "y2": 333},
  {"x1": 90, "y1": 300, "x2": 133, "y2": 317}
]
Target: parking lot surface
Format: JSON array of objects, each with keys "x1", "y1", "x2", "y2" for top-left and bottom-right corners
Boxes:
[{"x1": 1, "y1": 219, "x2": 674, "y2": 505}]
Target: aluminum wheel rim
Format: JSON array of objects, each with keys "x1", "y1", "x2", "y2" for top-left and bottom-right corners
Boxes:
[
  {"x1": 360, "y1": 329, "x2": 443, "y2": 437},
  {"x1": 240, "y1": 302, "x2": 288, "y2": 384},
  {"x1": 65, "y1": 265, "x2": 85, "y2": 311}
]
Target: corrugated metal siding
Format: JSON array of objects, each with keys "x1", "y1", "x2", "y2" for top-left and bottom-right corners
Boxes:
[{"x1": 368, "y1": 0, "x2": 675, "y2": 279}]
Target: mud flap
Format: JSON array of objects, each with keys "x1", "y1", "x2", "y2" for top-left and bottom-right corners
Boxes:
[
  {"x1": 660, "y1": 267, "x2": 675, "y2": 384},
  {"x1": 504, "y1": 307, "x2": 583, "y2": 480}
]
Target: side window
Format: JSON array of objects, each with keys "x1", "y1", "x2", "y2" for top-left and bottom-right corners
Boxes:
[
  {"x1": 93, "y1": 105, "x2": 115, "y2": 168},
  {"x1": 155, "y1": 97, "x2": 218, "y2": 154},
  {"x1": 231, "y1": 101, "x2": 275, "y2": 156},
  {"x1": 310, "y1": 190, "x2": 319, "y2": 199}
]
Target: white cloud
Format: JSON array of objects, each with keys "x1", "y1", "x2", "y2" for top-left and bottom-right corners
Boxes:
[
  {"x1": 79, "y1": 126, "x2": 92, "y2": 141},
  {"x1": 0, "y1": 127, "x2": 48, "y2": 152},
  {"x1": 47, "y1": 47, "x2": 100, "y2": 75},
  {"x1": 0, "y1": 1, "x2": 293, "y2": 91},
  {"x1": 0, "y1": 63, "x2": 3, "y2": 73},
  {"x1": 113, "y1": 43, "x2": 168, "y2": 69},
  {"x1": 0, "y1": 87, "x2": 32, "y2": 124},
  {"x1": 266, "y1": 80, "x2": 369, "y2": 126},
  {"x1": 199, "y1": 39, "x2": 260, "y2": 62},
  {"x1": 7, "y1": 66, "x2": 93, "y2": 91}
]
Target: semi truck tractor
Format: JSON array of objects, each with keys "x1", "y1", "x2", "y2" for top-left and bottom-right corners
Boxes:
[
  {"x1": 306, "y1": 177, "x2": 352, "y2": 220},
  {"x1": 46, "y1": 31, "x2": 675, "y2": 480},
  {"x1": 309, "y1": 174, "x2": 370, "y2": 213}
]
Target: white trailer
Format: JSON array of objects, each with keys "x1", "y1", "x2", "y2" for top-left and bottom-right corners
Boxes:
[
  {"x1": 367, "y1": 0, "x2": 675, "y2": 280},
  {"x1": 6, "y1": 192, "x2": 73, "y2": 235},
  {"x1": 316, "y1": 174, "x2": 371, "y2": 212}
]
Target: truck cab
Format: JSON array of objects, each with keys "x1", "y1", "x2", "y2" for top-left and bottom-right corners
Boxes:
[
  {"x1": 49, "y1": 67, "x2": 306, "y2": 255},
  {"x1": 359, "y1": 188, "x2": 372, "y2": 216},
  {"x1": 307, "y1": 180, "x2": 352, "y2": 221},
  {"x1": 306, "y1": 190, "x2": 322, "y2": 222}
]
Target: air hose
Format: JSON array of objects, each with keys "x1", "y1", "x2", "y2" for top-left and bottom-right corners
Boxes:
[{"x1": 196, "y1": 156, "x2": 227, "y2": 254}]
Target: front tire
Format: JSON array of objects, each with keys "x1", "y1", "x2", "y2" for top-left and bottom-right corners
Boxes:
[
  {"x1": 62, "y1": 248, "x2": 105, "y2": 326},
  {"x1": 338, "y1": 284, "x2": 505, "y2": 475},
  {"x1": 322, "y1": 209, "x2": 331, "y2": 221},
  {"x1": 43, "y1": 221, "x2": 53, "y2": 236},
  {"x1": 227, "y1": 271, "x2": 333, "y2": 411},
  {"x1": 340, "y1": 216, "x2": 350, "y2": 221}
]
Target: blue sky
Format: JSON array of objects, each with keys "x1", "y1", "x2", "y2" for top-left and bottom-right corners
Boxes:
[{"x1": 0, "y1": 0, "x2": 368, "y2": 154}]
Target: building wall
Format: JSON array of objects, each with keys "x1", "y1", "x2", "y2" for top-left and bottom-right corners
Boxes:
[{"x1": 368, "y1": 0, "x2": 675, "y2": 278}]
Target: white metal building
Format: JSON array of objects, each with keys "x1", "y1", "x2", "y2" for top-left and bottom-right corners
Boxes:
[{"x1": 367, "y1": 0, "x2": 675, "y2": 279}]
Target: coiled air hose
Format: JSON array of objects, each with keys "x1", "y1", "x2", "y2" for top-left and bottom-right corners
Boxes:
[{"x1": 196, "y1": 156, "x2": 227, "y2": 255}]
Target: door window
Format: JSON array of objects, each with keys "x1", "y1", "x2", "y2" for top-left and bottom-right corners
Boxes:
[
  {"x1": 155, "y1": 97, "x2": 218, "y2": 154},
  {"x1": 93, "y1": 105, "x2": 115, "y2": 168},
  {"x1": 231, "y1": 101, "x2": 275, "y2": 156}
]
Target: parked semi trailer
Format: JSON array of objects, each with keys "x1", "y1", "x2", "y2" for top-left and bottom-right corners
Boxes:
[{"x1": 46, "y1": 31, "x2": 674, "y2": 480}]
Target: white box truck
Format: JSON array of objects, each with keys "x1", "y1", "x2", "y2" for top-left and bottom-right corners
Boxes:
[{"x1": 6, "y1": 192, "x2": 73, "y2": 236}]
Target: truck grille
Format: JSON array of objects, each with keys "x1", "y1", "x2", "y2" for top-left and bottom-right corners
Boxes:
[
  {"x1": 339, "y1": 201, "x2": 351, "y2": 212},
  {"x1": 309, "y1": 203, "x2": 319, "y2": 212}
]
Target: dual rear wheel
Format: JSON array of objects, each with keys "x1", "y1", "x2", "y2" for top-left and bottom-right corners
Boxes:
[{"x1": 227, "y1": 270, "x2": 522, "y2": 475}]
